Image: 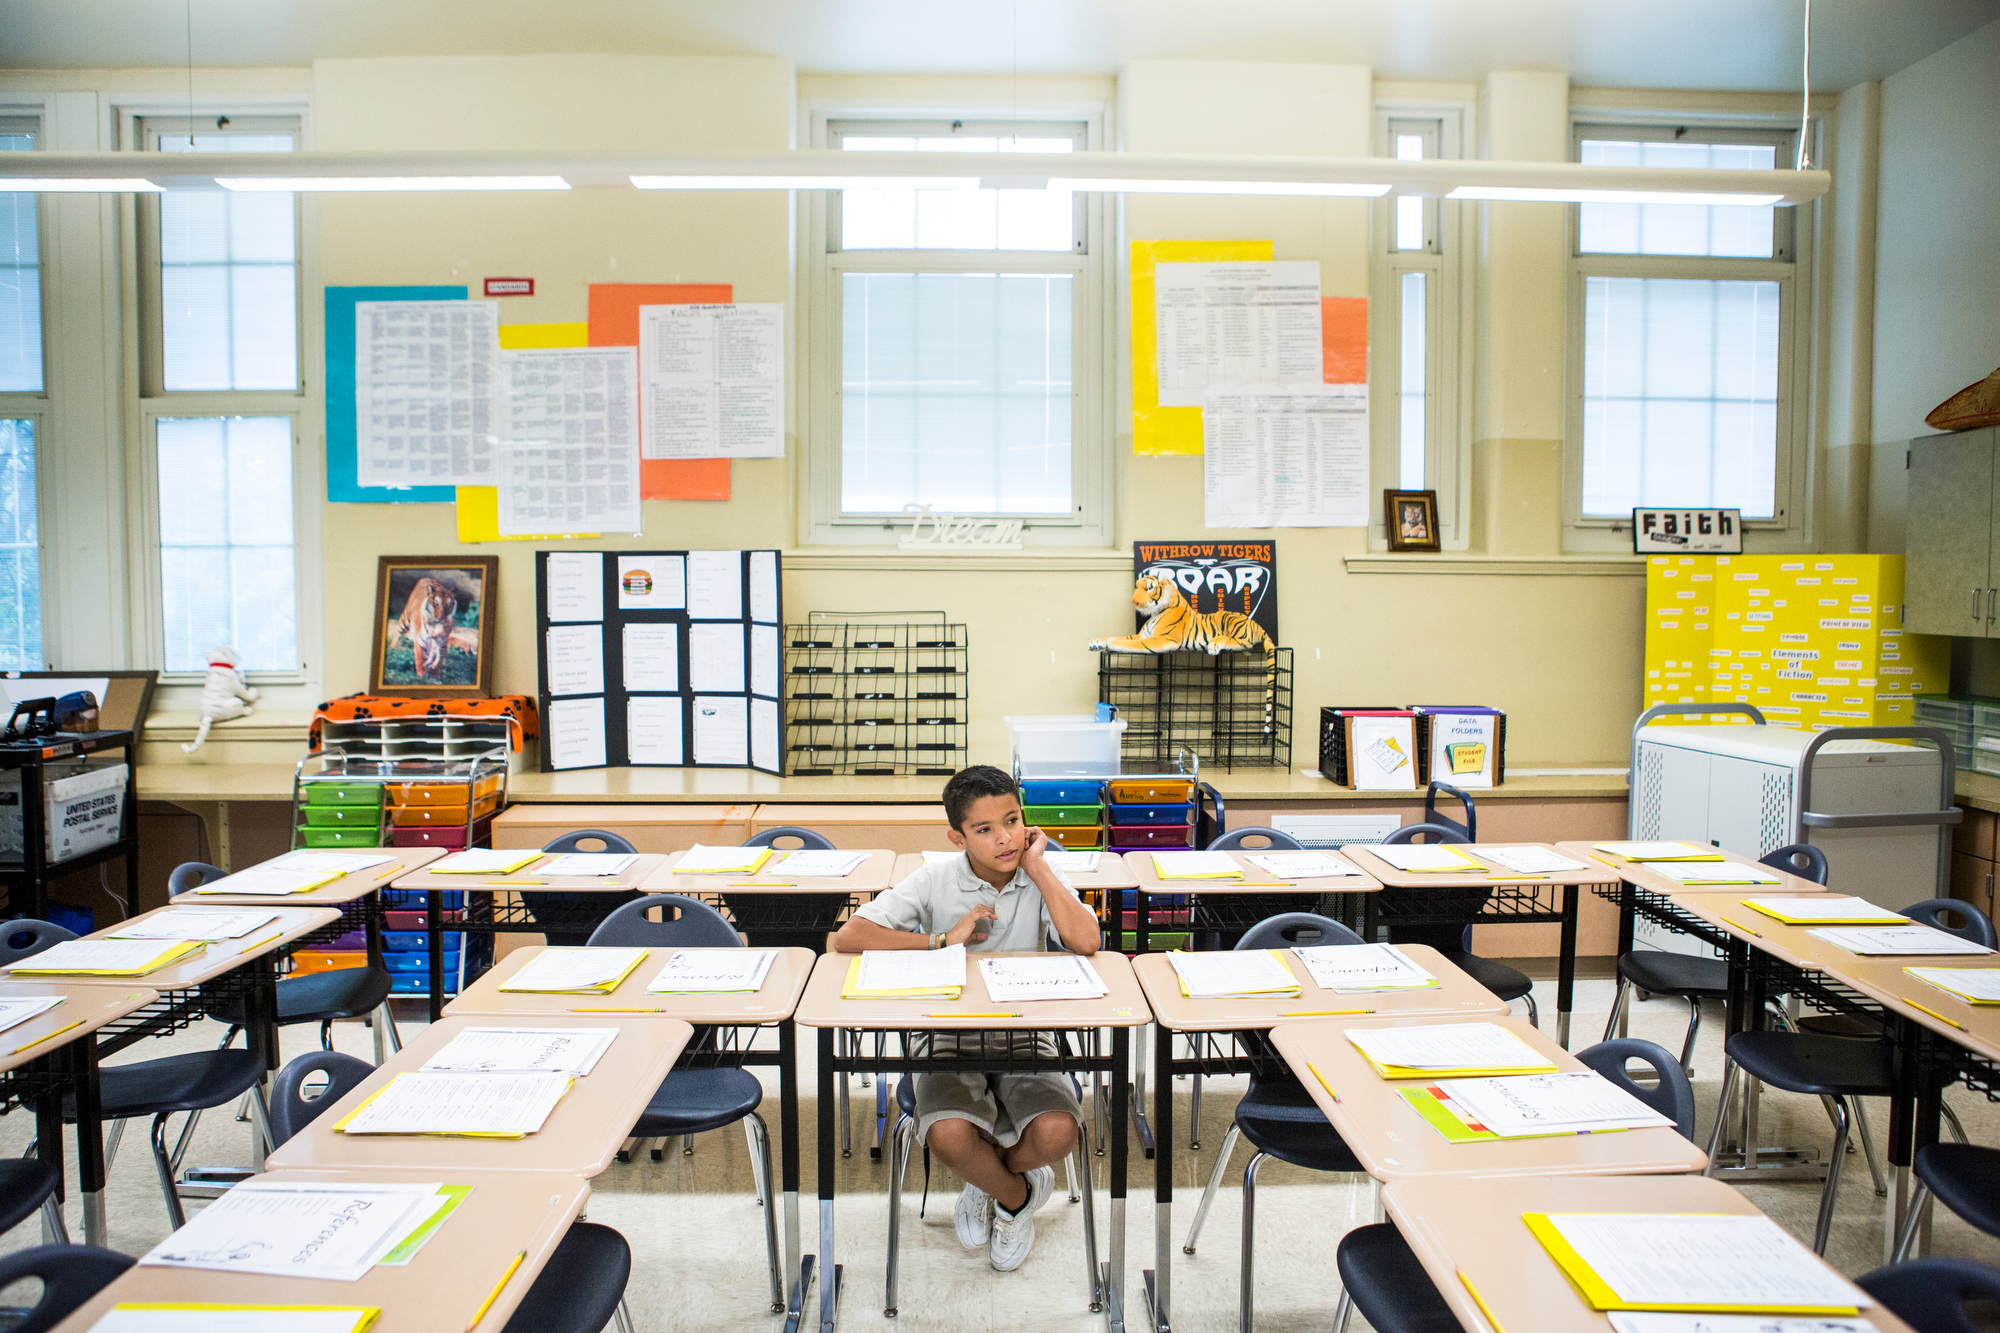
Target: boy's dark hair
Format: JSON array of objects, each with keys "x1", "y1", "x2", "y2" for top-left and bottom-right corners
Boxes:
[{"x1": 943, "y1": 764, "x2": 1019, "y2": 830}]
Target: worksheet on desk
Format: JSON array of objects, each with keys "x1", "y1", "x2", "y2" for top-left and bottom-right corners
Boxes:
[
  {"x1": 649, "y1": 948, "x2": 777, "y2": 994},
  {"x1": 87, "y1": 1308, "x2": 382, "y2": 1332},
  {"x1": 338, "y1": 1071, "x2": 572, "y2": 1136},
  {"x1": 980, "y1": 955, "x2": 1109, "y2": 1001},
  {"x1": 1243, "y1": 851, "x2": 1357, "y2": 880},
  {"x1": 0, "y1": 995, "x2": 64, "y2": 1032},
  {"x1": 108, "y1": 909, "x2": 280, "y2": 941},
  {"x1": 770, "y1": 849, "x2": 869, "y2": 878},
  {"x1": 1809, "y1": 925, "x2": 1993, "y2": 955},
  {"x1": 266, "y1": 850, "x2": 399, "y2": 874},
  {"x1": 1608, "y1": 1315, "x2": 1873, "y2": 1333},
  {"x1": 1167, "y1": 949, "x2": 1300, "y2": 999},
  {"x1": 421, "y1": 1026, "x2": 618, "y2": 1075},
  {"x1": 1292, "y1": 943, "x2": 1436, "y2": 992},
  {"x1": 1535, "y1": 1213, "x2": 1868, "y2": 1312},
  {"x1": 140, "y1": 1178, "x2": 441, "y2": 1279},
  {"x1": 1345, "y1": 1022, "x2": 1553, "y2": 1072},
  {"x1": 1429, "y1": 1071, "x2": 1671, "y2": 1136}
]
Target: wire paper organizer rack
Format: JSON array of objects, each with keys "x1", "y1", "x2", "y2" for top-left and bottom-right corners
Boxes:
[
  {"x1": 783, "y1": 612, "x2": 970, "y2": 776},
  {"x1": 1096, "y1": 647, "x2": 1293, "y2": 772}
]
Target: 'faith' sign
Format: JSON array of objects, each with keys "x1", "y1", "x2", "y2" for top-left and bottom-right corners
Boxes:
[{"x1": 1632, "y1": 508, "x2": 1743, "y2": 554}]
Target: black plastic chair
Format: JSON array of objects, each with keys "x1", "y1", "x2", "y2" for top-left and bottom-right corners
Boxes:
[
  {"x1": 1333, "y1": 1038, "x2": 1694, "y2": 1333},
  {"x1": 1202, "y1": 829, "x2": 1306, "y2": 949},
  {"x1": 1422, "y1": 781, "x2": 1476, "y2": 842},
  {"x1": 1857, "y1": 1256, "x2": 2000, "y2": 1333},
  {"x1": 170, "y1": 860, "x2": 401, "y2": 1058},
  {"x1": 0, "y1": 919, "x2": 76, "y2": 964},
  {"x1": 257, "y1": 1050, "x2": 637, "y2": 1333},
  {"x1": 1207, "y1": 828, "x2": 1303, "y2": 852},
  {"x1": 586, "y1": 893, "x2": 785, "y2": 1312},
  {"x1": 1179, "y1": 912, "x2": 1367, "y2": 1333},
  {"x1": 0, "y1": 1245, "x2": 135, "y2": 1333},
  {"x1": 519, "y1": 831, "x2": 643, "y2": 948},
  {"x1": 1895, "y1": 1142, "x2": 2000, "y2": 1262},
  {"x1": 1379, "y1": 823, "x2": 1539, "y2": 1026},
  {"x1": 725, "y1": 827, "x2": 843, "y2": 954},
  {"x1": 1904, "y1": 897, "x2": 2000, "y2": 947},
  {"x1": 1603, "y1": 842, "x2": 1829, "y2": 1073},
  {"x1": 0, "y1": 1158, "x2": 66, "y2": 1243}
]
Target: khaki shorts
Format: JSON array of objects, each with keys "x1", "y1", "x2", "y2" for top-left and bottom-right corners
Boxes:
[{"x1": 910, "y1": 1032, "x2": 1084, "y2": 1149}]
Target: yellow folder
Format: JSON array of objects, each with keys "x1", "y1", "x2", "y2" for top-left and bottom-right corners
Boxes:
[
  {"x1": 10, "y1": 940, "x2": 206, "y2": 976},
  {"x1": 839, "y1": 956, "x2": 963, "y2": 1000},
  {"x1": 1522, "y1": 1213, "x2": 1858, "y2": 1314}
]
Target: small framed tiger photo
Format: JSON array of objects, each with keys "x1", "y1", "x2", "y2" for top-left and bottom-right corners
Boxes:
[
  {"x1": 368, "y1": 556, "x2": 500, "y2": 698},
  {"x1": 1384, "y1": 489, "x2": 1440, "y2": 553}
]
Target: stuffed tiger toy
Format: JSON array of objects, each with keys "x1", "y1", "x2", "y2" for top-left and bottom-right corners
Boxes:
[{"x1": 1089, "y1": 574, "x2": 1276, "y2": 731}]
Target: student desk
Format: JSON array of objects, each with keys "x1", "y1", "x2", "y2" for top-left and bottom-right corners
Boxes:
[
  {"x1": 1339, "y1": 843, "x2": 1606, "y2": 1046},
  {"x1": 388, "y1": 853, "x2": 671, "y2": 1020},
  {"x1": 49, "y1": 1167, "x2": 592, "y2": 1333},
  {"x1": 792, "y1": 949, "x2": 1148, "y2": 1333},
  {"x1": 1678, "y1": 891, "x2": 2000, "y2": 1235},
  {"x1": 1269, "y1": 1014, "x2": 1710, "y2": 1181},
  {"x1": 1129, "y1": 945, "x2": 1507, "y2": 1333},
  {"x1": 1120, "y1": 850, "x2": 1381, "y2": 956},
  {"x1": 190, "y1": 846, "x2": 448, "y2": 958},
  {"x1": 265, "y1": 1012, "x2": 690, "y2": 1177},
  {"x1": 1378, "y1": 1173, "x2": 1913, "y2": 1333},
  {"x1": 0, "y1": 981, "x2": 158, "y2": 1248},
  {"x1": 445, "y1": 940, "x2": 816, "y2": 1313}
]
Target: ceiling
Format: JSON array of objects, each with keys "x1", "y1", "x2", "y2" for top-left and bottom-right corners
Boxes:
[{"x1": 4, "y1": 0, "x2": 1998, "y2": 92}]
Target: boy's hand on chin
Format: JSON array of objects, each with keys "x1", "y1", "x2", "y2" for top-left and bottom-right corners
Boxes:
[{"x1": 1020, "y1": 825, "x2": 1048, "y2": 871}]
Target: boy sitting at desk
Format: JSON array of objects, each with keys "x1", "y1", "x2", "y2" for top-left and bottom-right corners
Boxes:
[{"x1": 832, "y1": 763, "x2": 1102, "y2": 1272}]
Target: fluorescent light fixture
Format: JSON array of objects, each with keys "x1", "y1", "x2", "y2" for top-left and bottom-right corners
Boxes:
[
  {"x1": 0, "y1": 178, "x2": 163, "y2": 192},
  {"x1": 633, "y1": 175, "x2": 982, "y2": 190},
  {"x1": 1054, "y1": 178, "x2": 1391, "y2": 197},
  {"x1": 1447, "y1": 185, "x2": 1785, "y2": 206},
  {"x1": 216, "y1": 175, "x2": 570, "y2": 192}
]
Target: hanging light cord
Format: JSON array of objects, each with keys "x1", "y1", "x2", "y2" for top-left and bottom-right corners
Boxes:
[{"x1": 1796, "y1": 0, "x2": 1812, "y2": 169}]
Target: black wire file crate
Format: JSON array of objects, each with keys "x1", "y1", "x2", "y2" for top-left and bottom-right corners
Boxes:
[
  {"x1": 1097, "y1": 648, "x2": 1293, "y2": 772},
  {"x1": 784, "y1": 620, "x2": 970, "y2": 776}
]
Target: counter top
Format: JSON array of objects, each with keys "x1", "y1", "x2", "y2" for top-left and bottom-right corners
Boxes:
[{"x1": 138, "y1": 763, "x2": 1634, "y2": 805}]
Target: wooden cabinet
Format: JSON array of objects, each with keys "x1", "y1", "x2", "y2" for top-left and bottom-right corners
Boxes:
[
  {"x1": 1951, "y1": 806, "x2": 1999, "y2": 918},
  {"x1": 1908, "y1": 426, "x2": 2000, "y2": 636}
]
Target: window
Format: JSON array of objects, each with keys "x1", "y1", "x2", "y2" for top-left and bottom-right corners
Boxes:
[
  {"x1": 0, "y1": 119, "x2": 40, "y2": 393},
  {"x1": 1371, "y1": 107, "x2": 1469, "y2": 546},
  {"x1": 140, "y1": 117, "x2": 300, "y2": 392},
  {"x1": 805, "y1": 115, "x2": 1110, "y2": 545},
  {"x1": 0, "y1": 419, "x2": 40, "y2": 669},
  {"x1": 155, "y1": 416, "x2": 297, "y2": 673},
  {"x1": 1565, "y1": 123, "x2": 1809, "y2": 548}
]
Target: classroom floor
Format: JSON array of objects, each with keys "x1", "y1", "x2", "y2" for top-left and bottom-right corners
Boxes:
[{"x1": 5, "y1": 974, "x2": 2000, "y2": 1332}]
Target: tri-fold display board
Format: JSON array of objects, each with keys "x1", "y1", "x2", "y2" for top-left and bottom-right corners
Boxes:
[{"x1": 535, "y1": 549, "x2": 782, "y2": 773}]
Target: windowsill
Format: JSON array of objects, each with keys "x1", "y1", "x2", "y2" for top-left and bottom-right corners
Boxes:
[
  {"x1": 783, "y1": 547, "x2": 1130, "y2": 572},
  {"x1": 1343, "y1": 554, "x2": 1647, "y2": 575}
]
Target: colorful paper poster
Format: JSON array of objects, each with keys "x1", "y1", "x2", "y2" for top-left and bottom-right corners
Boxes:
[{"x1": 1132, "y1": 539, "x2": 1277, "y2": 642}]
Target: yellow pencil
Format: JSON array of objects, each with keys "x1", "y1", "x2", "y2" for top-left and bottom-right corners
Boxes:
[
  {"x1": 8, "y1": 1019, "x2": 84, "y2": 1057},
  {"x1": 466, "y1": 1249, "x2": 526, "y2": 1330},
  {"x1": 1902, "y1": 998, "x2": 1969, "y2": 1032},
  {"x1": 570, "y1": 1007, "x2": 667, "y2": 1013},
  {"x1": 482, "y1": 880, "x2": 550, "y2": 886},
  {"x1": 372, "y1": 864, "x2": 404, "y2": 882},
  {"x1": 236, "y1": 931, "x2": 286, "y2": 954},
  {"x1": 932, "y1": 1012, "x2": 1023, "y2": 1018},
  {"x1": 1719, "y1": 916, "x2": 1762, "y2": 937},
  {"x1": 1458, "y1": 1269, "x2": 1507, "y2": 1333},
  {"x1": 1279, "y1": 1009, "x2": 1375, "y2": 1017},
  {"x1": 1590, "y1": 853, "x2": 1626, "y2": 868},
  {"x1": 729, "y1": 881, "x2": 795, "y2": 887}
]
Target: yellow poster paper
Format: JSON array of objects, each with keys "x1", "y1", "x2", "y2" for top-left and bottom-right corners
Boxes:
[
  {"x1": 1130, "y1": 240, "x2": 1272, "y2": 456},
  {"x1": 457, "y1": 321, "x2": 602, "y2": 543}
]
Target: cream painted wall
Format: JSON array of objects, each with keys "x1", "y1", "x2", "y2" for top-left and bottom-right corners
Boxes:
[
  {"x1": 287, "y1": 54, "x2": 1651, "y2": 769},
  {"x1": 1872, "y1": 18, "x2": 2000, "y2": 446}
]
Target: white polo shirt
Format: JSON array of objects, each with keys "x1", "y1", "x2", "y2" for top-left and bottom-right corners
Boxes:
[{"x1": 851, "y1": 851, "x2": 1081, "y2": 952}]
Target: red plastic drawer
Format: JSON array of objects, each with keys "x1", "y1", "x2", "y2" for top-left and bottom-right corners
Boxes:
[
  {"x1": 390, "y1": 816, "x2": 493, "y2": 849},
  {"x1": 1107, "y1": 823, "x2": 1194, "y2": 848}
]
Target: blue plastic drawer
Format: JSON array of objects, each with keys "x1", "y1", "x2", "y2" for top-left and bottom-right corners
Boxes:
[
  {"x1": 384, "y1": 951, "x2": 458, "y2": 974},
  {"x1": 390, "y1": 974, "x2": 457, "y2": 995},
  {"x1": 1106, "y1": 803, "x2": 1193, "y2": 826},
  {"x1": 1020, "y1": 779, "x2": 1105, "y2": 806},
  {"x1": 383, "y1": 889, "x2": 464, "y2": 912},
  {"x1": 382, "y1": 931, "x2": 464, "y2": 951},
  {"x1": 1120, "y1": 889, "x2": 1188, "y2": 910}
]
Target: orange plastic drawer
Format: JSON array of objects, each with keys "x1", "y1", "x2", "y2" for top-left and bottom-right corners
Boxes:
[
  {"x1": 386, "y1": 775, "x2": 502, "y2": 808},
  {"x1": 1037, "y1": 824, "x2": 1103, "y2": 848},
  {"x1": 390, "y1": 792, "x2": 500, "y2": 827},
  {"x1": 1105, "y1": 779, "x2": 1195, "y2": 804},
  {"x1": 290, "y1": 950, "x2": 368, "y2": 975}
]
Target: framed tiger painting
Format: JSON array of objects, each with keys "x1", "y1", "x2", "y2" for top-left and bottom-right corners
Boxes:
[
  {"x1": 1385, "y1": 490, "x2": 1440, "y2": 553},
  {"x1": 368, "y1": 556, "x2": 500, "y2": 698}
]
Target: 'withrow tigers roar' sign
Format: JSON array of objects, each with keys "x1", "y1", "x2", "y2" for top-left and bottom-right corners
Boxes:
[{"x1": 1132, "y1": 540, "x2": 1277, "y2": 642}]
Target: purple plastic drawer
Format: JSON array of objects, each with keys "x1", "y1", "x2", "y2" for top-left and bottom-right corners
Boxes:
[{"x1": 1107, "y1": 823, "x2": 1194, "y2": 849}]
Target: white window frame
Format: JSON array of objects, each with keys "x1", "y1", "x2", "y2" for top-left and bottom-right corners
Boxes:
[
  {"x1": 799, "y1": 104, "x2": 1115, "y2": 547},
  {"x1": 1369, "y1": 100, "x2": 1473, "y2": 551},
  {"x1": 115, "y1": 100, "x2": 322, "y2": 692},
  {"x1": 1561, "y1": 116, "x2": 1818, "y2": 553},
  {"x1": 0, "y1": 111, "x2": 48, "y2": 665}
]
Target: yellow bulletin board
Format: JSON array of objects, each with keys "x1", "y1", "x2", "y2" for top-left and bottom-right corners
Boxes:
[
  {"x1": 456, "y1": 321, "x2": 603, "y2": 543},
  {"x1": 1130, "y1": 239, "x2": 1273, "y2": 456}
]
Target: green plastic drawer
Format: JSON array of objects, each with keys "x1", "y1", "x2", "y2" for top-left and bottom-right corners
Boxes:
[
  {"x1": 298, "y1": 826, "x2": 386, "y2": 849},
  {"x1": 1022, "y1": 804, "x2": 1102, "y2": 826},
  {"x1": 301, "y1": 805, "x2": 382, "y2": 828},
  {"x1": 303, "y1": 783, "x2": 382, "y2": 807}
]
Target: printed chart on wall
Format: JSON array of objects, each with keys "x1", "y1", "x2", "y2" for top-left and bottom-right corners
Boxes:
[{"x1": 536, "y1": 549, "x2": 782, "y2": 773}]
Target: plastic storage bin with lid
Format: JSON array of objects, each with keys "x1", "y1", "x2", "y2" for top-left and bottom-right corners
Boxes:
[{"x1": 1006, "y1": 713, "x2": 1125, "y2": 777}]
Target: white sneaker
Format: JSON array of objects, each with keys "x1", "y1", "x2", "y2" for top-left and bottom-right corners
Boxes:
[
  {"x1": 988, "y1": 1166, "x2": 1054, "y2": 1272},
  {"x1": 953, "y1": 1181, "x2": 993, "y2": 1249}
]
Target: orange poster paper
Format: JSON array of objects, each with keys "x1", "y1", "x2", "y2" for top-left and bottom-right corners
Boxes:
[
  {"x1": 587, "y1": 282, "x2": 734, "y2": 500},
  {"x1": 1322, "y1": 297, "x2": 1368, "y2": 384}
]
